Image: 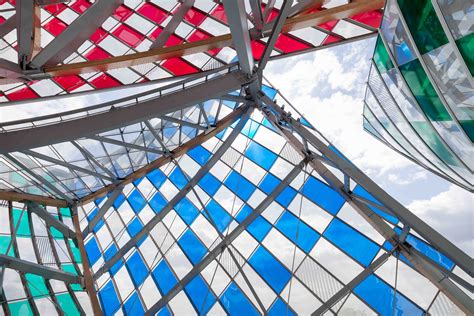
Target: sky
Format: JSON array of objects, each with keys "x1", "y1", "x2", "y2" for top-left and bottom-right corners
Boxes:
[{"x1": 265, "y1": 37, "x2": 473, "y2": 256}]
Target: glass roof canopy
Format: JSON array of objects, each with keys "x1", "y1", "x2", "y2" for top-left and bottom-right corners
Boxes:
[{"x1": 0, "y1": 0, "x2": 472, "y2": 315}]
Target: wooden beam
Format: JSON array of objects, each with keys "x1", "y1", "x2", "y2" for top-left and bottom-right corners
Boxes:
[
  {"x1": 0, "y1": 190, "x2": 69, "y2": 207},
  {"x1": 44, "y1": 0, "x2": 383, "y2": 77},
  {"x1": 79, "y1": 105, "x2": 247, "y2": 205}
]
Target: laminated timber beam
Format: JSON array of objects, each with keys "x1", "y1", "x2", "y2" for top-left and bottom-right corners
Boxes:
[
  {"x1": 43, "y1": 0, "x2": 384, "y2": 77},
  {"x1": 0, "y1": 190, "x2": 68, "y2": 207}
]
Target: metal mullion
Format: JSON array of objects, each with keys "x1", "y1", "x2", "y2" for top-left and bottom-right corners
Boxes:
[
  {"x1": 119, "y1": 128, "x2": 137, "y2": 174},
  {"x1": 7, "y1": 203, "x2": 40, "y2": 315},
  {"x1": 93, "y1": 105, "x2": 253, "y2": 280},
  {"x1": 27, "y1": 202, "x2": 76, "y2": 240},
  {"x1": 144, "y1": 161, "x2": 306, "y2": 315},
  {"x1": 27, "y1": 210, "x2": 64, "y2": 315},
  {"x1": 89, "y1": 135, "x2": 165, "y2": 156},
  {"x1": 430, "y1": 0, "x2": 473, "y2": 84},
  {"x1": 143, "y1": 120, "x2": 169, "y2": 153},
  {"x1": 198, "y1": 103, "x2": 211, "y2": 128},
  {"x1": 249, "y1": 0, "x2": 264, "y2": 30},
  {"x1": 342, "y1": 17, "x2": 378, "y2": 32},
  {"x1": 161, "y1": 115, "x2": 207, "y2": 130},
  {"x1": 97, "y1": 140, "x2": 122, "y2": 180},
  {"x1": 71, "y1": 141, "x2": 117, "y2": 180},
  {"x1": 263, "y1": 0, "x2": 277, "y2": 22},
  {"x1": 379, "y1": 27, "x2": 472, "y2": 171}
]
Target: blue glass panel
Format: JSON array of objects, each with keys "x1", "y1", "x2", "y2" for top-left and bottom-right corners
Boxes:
[
  {"x1": 104, "y1": 244, "x2": 123, "y2": 276},
  {"x1": 126, "y1": 252, "x2": 148, "y2": 287},
  {"x1": 198, "y1": 173, "x2": 221, "y2": 196},
  {"x1": 216, "y1": 128, "x2": 227, "y2": 140},
  {"x1": 242, "y1": 120, "x2": 259, "y2": 139},
  {"x1": 247, "y1": 216, "x2": 271, "y2": 241},
  {"x1": 113, "y1": 194, "x2": 126, "y2": 209},
  {"x1": 220, "y1": 282, "x2": 259, "y2": 316},
  {"x1": 353, "y1": 185, "x2": 398, "y2": 224},
  {"x1": 245, "y1": 141, "x2": 277, "y2": 170},
  {"x1": 128, "y1": 189, "x2": 146, "y2": 213},
  {"x1": 262, "y1": 85, "x2": 277, "y2": 100},
  {"x1": 157, "y1": 306, "x2": 172, "y2": 316},
  {"x1": 99, "y1": 281, "x2": 121, "y2": 316},
  {"x1": 205, "y1": 200, "x2": 232, "y2": 233},
  {"x1": 175, "y1": 197, "x2": 199, "y2": 225},
  {"x1": 261, "y1": 118, "x2": 277, "y2": 132},
  {"x1": 149, "y1": 192, "x2": 167, "y2": 213},
  {"x1": 152, "y1": 260, "x2": 177, "y2": 295},
  {"x1": 87, "y1": 207, "x2": 98, "y2": 221},
  {"x1": 169, "y1": 167, "x2": 188, "y2": 190},
  {"x1": 323, "y1": 219, "x2": 379, "y2": 267},
  {"x1": 300, "y1": 117, "x2": 312, "y2": 128},
  {"x1": 184, "y1": 275, "x2": 216, "y2": 314},
  {"x1": 268, "y1": 298, "x2": 295, "y2": 316},
  {"x1": 85, "y1": 238, "x2": 101, "y2": 266},
  {"x1": 147, "y1": 169, "x2": 166, "y2": 189},
  {"x1": 224, "y1": 171, "x2": 256, "y2": 201},
  {"x1": 188, "y1": 146, "x2": 212, "y2": 165},
  {"x1": 275, "y1": 211, "x2": 320, "y2": 253},
  {"x1": 123, "y1": 292, "x2": 145, "y2": 316},
  {"x1": 133, "y1": 177, "x2": 143, "y2": 186},
  {"x1": 178, "y1": 229, "x2": 207, "y2": 265},
  {"x1": 302, "y1": 177, "x2": 344, "y2": 215},
  {"x1": 259, "y1": 174, "x2": 297, "y2": 207},
  {"x1": 95, "y1": 196, "x2": 106, "y2": 206},
  {"x1": 355, "y1": 274, "x2": 424, "y2": 315},
  {"x1": 248, "y1": 246, "x2": 291, "y2": 293},
  {"x1": 235, "y1": 205, "x2": 252, "y2": 223},
  {"x1": 127, "y1": 218, "x2": 143, "y2": 238}
]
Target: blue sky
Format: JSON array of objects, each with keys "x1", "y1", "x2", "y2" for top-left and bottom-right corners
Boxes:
[{"x1": 265, "y1": 37, "x2": 473, "y2": 256}]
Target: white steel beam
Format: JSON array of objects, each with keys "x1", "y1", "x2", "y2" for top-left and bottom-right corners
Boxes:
[
  {"x1": 29, "y1": 0, "x2": 123, "y2": 68},
  {"x1": 16, "y1": 1, "x2": 40, "y2": 65}
]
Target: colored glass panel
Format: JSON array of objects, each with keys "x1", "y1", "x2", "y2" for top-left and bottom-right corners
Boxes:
[
  {"x1": 12, "y1": 208, "x2": 30, "y2": 236},
  {"x1": 25, "y1": 274, "x2": 48, "y2": 298},
  {"x1": 374, "y1": 36, "x2": 394, "y2": 73},
  {"x1": 198, "y1": 173, "x2": 221, "y2": 196},
  {"x1": 124, "y1": 292, "x2": 145, "y2": 316},
  {"x1": 128, "y1": 189, "x2": 147, "y2": 213},
  {"x1": 175, "y1": 197, "x2": 199, "y2": 225},
  {"x1": 275, "y1": 211, "x2": 320, "y2": 253},
  {"x1": 126, "y1": 252, "x2": 148, "y2": 286},
  {"x1": 99, "y1": 281, "x2": 121, "y2": 316},
  {"x1": 178, "y1": 229, "x2": 207, "y2": 265},
  {"x1": 456, "y1": 33, "x2": 474, "y2": 76},
  {"x1": 188, "y1": 146, "x2": 211, "y2": 165},
  {"x1": 85, "y1": 237, "x2": 101, "y2": 266},
  {"x1": 352, "y1": 185, "x2": 398, "y2": 224},
  {"x1": 56, "y1": 293, "x2": 80, "y2": 315},
  {"x1": 220, "y1": 282, "x2": 259, "y2": 316},
  {"x1": 149, "y1": 192, "x2": 167, "y2": 213},
  {"x1": 397, "y1": 0, "x2": 448, "y2": 54},
  {"x1": 248, "y1": 246, "x2": 291, "y2": 293},
  {"x1": 247, "y1": 216, "x2": 272, "y2": 241},
  {"x1": 152, "y1": 260, "x2": 178, "y2": 295},
  {"x1": 224, "y1": 171, "x2": 256, "y2": 201},
  {"x1": 302, "y1": 177, "x2": 345, "y2": 215},
  {"x1": 184, "y1": 275, "x2": 216, "y2": 314},
  {"x1": 245, "y1": 141, "x2": 277, "y2": 170},
  {"x1": 9, "y1": 301, "x2": 33, "y2": 316}
]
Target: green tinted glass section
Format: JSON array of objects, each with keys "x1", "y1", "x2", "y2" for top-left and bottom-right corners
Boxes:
[
  {"x1": 9, "y1": 300, "x2": 33, "y2": 316},
  {"x1": 412, "y1": 122, "x2": 460, "y2": 166},
  {"x1": 456, "y1": 33, "x2": 474, "y2": 76},
  {"x1": 397, "y1": 0, "x2": 448, "y2": 54},
  {"x1": 56, "y1": 293, "x2": 80, "y2": 316},
  {"x1": 69, "y1": 240, "x2": 82, "y2": 263},
  {"x1": 26, "y1": 274, "x2": 49, "y2": 298},
  {"x1": 399, "y1": 59, "x2": 451, "y2": 121},
  {"x1": 59, "y1": 207, "x2": 72, "y2": 217},
  {"x1": 459, "y1": 120, "x2": 474, "y2": 142},
  {"x1": 50, "y1": 226, "x2": 64, "y2": 239},
  {"x1": 62, "y1": 264, "x2": 82, "y2": 291},
  {"x1": 374, "y1": 36, "x2": 394, "y2": 73},
  {"x1": 12, "y1": 208, "x2": 30, "y2": 236},
  {"x1": 0, "y1": 236, "x2": 14, "y2": 256}
]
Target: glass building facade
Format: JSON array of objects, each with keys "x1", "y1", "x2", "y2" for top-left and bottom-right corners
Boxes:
[{"x1": 363, "y1": 0, "x2": 473, "y2": 191}]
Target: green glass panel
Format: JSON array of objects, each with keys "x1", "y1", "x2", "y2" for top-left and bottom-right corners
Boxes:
[
  {"x1": 456, "y1": 33, "x2": 474, "y2": 76},
  {"x1": 399, "y1": 59, "x2": 451, "y2": 121},
  {"x1": 25, "y1": 274, "x2": 49, "y2": 298},
  {"x1": 12, "y1": 208, "x2": 30, "y2": 237},
  {"x1": 459, "y1": 120, "x2": 474, "y2": 142},
  {"x1": 50, "y1": 226, "x2": 64, "y2": 239},
  {"x1": 9, "y1": 300, "x2": 33, "y2": 316},
  {"x1": 397, "y1": 0, "x2": 448, "y2": 54},
  {"x1": 62, "y1": 264, "x2": 82, "y2": 291},
  {"x1": 412, "y1": 122, "x2": 460, "y2": 167},
  {"x1": 56, "y1": 293, "x2": 80, "y2": 316},
  {"x1": 60, "y1": 207, "x2": 72, "y2": 217},
  {"x1": 68, "y1": 240, "x2": 82, "y2": 263},
  {"x1": 0, "y1": 236, "x2": 14, "y2": 256},
  {"x1": 374, "y1": 36, "x2": 394, "y2": 73}
]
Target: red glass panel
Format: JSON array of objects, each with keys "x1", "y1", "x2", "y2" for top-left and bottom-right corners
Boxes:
[
  {"x1": 90, "y1": 74, "x2": 121, "y2": 89},
  {"x1": 266, "y1": 8, "x2": 279, "y2": 22},
  {"x1": 113, "y1": 5, "x2": 133, "y2": 21},
  {"x1": 211, "y1": 4, "x2": 227, "y2": 24},
  {"x1": 184, "y1": 8, "x2": 206, "y2": 26},
  {"x1": 323, "y1": 35, "x2": 341, "y2": 45},
  {"x1": 44, "y1": 18, "x2": 67, "y2": 37},
  {"x1": 84, "y1": 47, "x2": 111, "y2": 61},
  {"x1": 54, "y1": 75, "x2": 85, "y2": 92},
  {"x1": 90, "y1": 28, "x2": 107, "y2": 44},
  {"x1": 7, "y1": 87, "x2": 38, "y2": 101},
  {"x1": 44, "y1": 4, "x2": 67, "y2": 15},
  {"x1": 71, "y1": 0, "x2": 91, "y2": 14},
  {"x1": 251, "y1": 40, "x2": 265, "y2": 60},
  {"x1": 188, "y1": 30, "x2": 210, "y2": 42},
  {"x1": 137, "y1": 3, "x2": 168, "y2": 23},
  {"x1": 162, "y1": 58, "x2": 198, "y2": 76},
  {"x1": 113, "y1": 24, "x2": 144, "y2": 47},
  {"x1": 275, "y1": 34, "x2": 310, "y2": 53},
  {"x1": 319, "y1": 20, "x2": 338, "y2": 30},
  {"x1": 0, "y1": 16, "x2": 5, "y2": 24},
  {"x1": 351, "y1": 11, "x2": 383, "y2": 28},
  {"x1": 149, "y1": 27, "x2": 162, "y2": 41}
]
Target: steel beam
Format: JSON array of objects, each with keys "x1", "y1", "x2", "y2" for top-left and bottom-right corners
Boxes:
[
  {"x1": 145, "y1": 160, "x2": 305, "y2": 315},
  {"x1": 223, "y1": 0, "x2": 255, "y2": 76},
  {"x1": 89, "y1": 135, "x2": 165, "y2": 155},
  {"x1": 0, "y1": 71, "x2": 249, "y2": 154},
  {"x1": 0, "y1": 13, "x2": 15, "y2": 38},
  {"x1": 144, "y1": 120, "x2": 169, "y2": 153},
  {"x1": 160, "y1": 115, "x2": 207, "y2": 130},
  {"x1": 150, "y1": 0, "x2": 195, "y2": 50},
  {"x1": 93, "y1": 105, "x2": 253, "y2": 280},
  {"x1": 288, "y1": 0, "x2": 324, "y2": 18},
  {"x1": 16, "y1": 1, "x2": 41, "y2": 65},
  {"x1": 0, "y1": 255, "x2": 81, "y2": 284},
  {"x1": 0, "y1": 58, "x2": 24, "y2": 84},
  {"x1": 23, "y1": 149, "x2": 115, "y2": 182},
  {"x1": 249, "y1": 0, "x2": 264, "y2": 30},
  {"x1": 81, "y1": 185, "x2": 124, "y2": 238},
  {"x1": 71, "y1": 140, "x2": 118, "y2": 180},
  {"x1": 27, "y1": 202, "x2": 76, "y2": 239},
  {"x1": 0, "y1": 190, "x2": 67, "y2": 207},
  {"x1": 29, "y1": 0, "x2": 123, "y2": 68}
]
